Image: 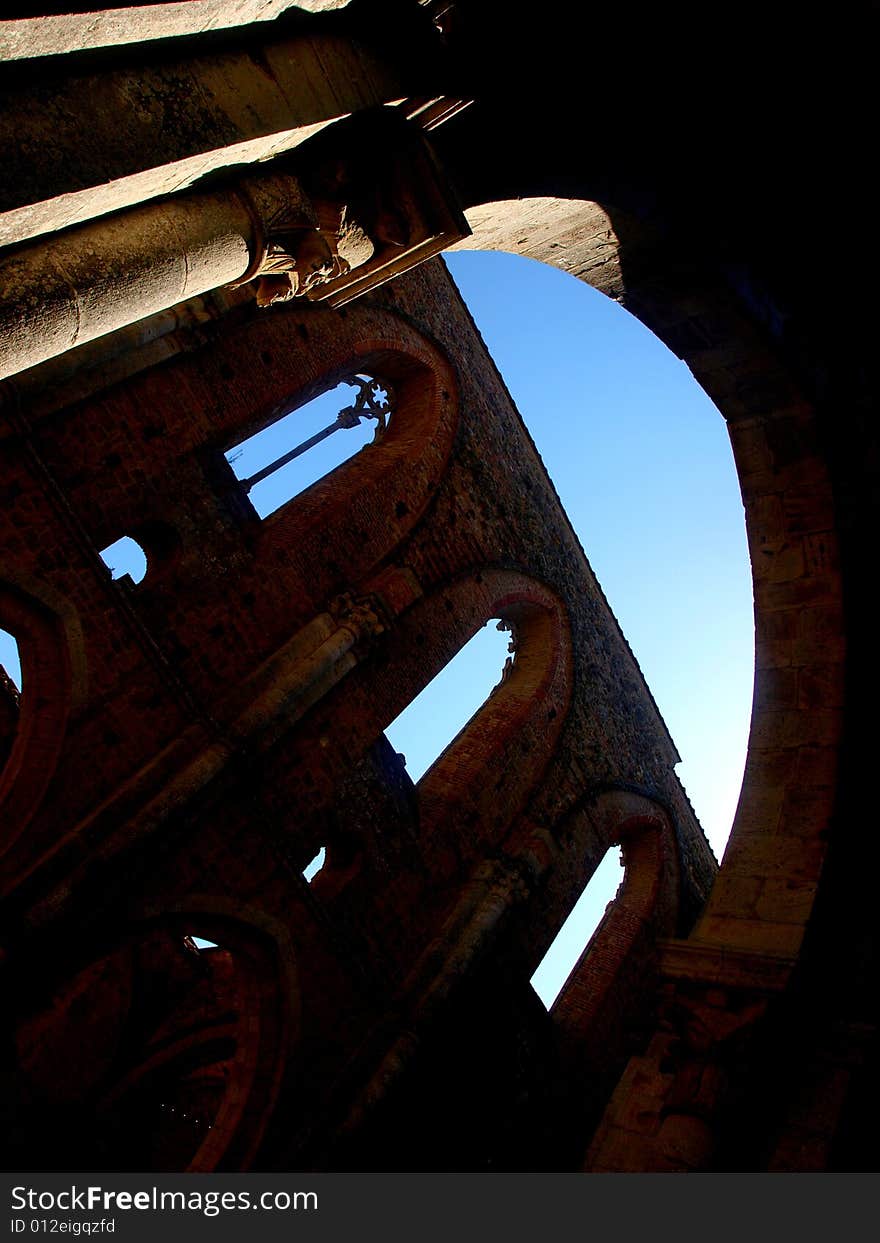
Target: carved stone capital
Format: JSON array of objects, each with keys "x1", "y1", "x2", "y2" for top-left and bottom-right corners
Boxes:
[
  {"x1": 228, "y1": 112, "x2": 471, "y2": 311},
  {"x1": 234, "y1": 172, "x2": 342, "y2": 305},
  {"x1": 646, "y1": 979, "x2": 771, "y2": 1169},
  {"x1": 658, "y1": 979, "x2": 770, "y2": 1061},
  {"x1": 330, "y1": 592, "x2": 389, "y2": 648}
]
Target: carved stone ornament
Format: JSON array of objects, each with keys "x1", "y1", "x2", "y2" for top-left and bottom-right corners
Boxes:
[
  {"x1": 233, "y1": 173, "x2": 349, "y2": 306},
  {"x1": 330, "y1": 592, "x2": 389, "y2": 647}
]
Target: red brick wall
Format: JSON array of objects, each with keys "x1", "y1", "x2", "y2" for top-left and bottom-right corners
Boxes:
[{"x1": 0, "y1": 259, "x2": 713, "y2": 1170}]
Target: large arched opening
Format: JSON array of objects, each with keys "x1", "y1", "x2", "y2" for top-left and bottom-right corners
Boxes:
[{"x1": 447, "y1": 195, "x2": 842, "y2": 972}]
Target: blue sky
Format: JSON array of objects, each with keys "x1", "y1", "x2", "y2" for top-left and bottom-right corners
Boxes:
[
  {"x1": 387, "y1": 251, "x2": 754, "y2": 1003},
  {"x1": 440, "y1": 251, "x2": 754, "y2": 862},
  {"x1": 225, "y1": 377, "x2": 386, "y2": 519},
  {"x1": 0, "y1": 250, "x2": 753, "y2": 1007}
]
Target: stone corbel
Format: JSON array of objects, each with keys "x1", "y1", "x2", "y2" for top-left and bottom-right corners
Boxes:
[
  {"x1": 329, "y1": 592, "x2": 390, "y2": 653},
  {"x1": 651, "y1": 979, "x2": 771, "y2": 1169},
  {"x1": 231, "y1": 156, "x2": 415, "y2": 308},
  {"x1": 586, "y1": 955, "x2": 779, "y2": 1171},
  {"x1": 232, "y1": 173, "x2": 341, "y2": 307},
  {"x1": 232, "y1": 112, "x2": 471, "y2": 309},
  {"x1": 292, "y1": 111, "x2": 471, "y2": 307}
]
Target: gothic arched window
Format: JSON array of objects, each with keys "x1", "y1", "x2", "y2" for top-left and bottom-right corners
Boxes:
[
  {"x1": 384, "y1": 618, "x2": 513, "y2": 783},
  {"x1": 225, "y1": 374, "x2": 392, "y2": 519},
  {"x1": 0, "y1": 626, "x2": 21, "y2": 774},
  {"x1": 530, "y1": 848, "x2": 625, "y2": 1009}
]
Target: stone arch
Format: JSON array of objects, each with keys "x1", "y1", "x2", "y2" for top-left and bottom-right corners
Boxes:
[
  {"x1": 60, "y1": 302, "x2": 461, "y2": 660},
  {"x1": 385, "y1": 569, "x2": 573, "y2": 877},
  {"x1": 284, "y1": 568, "x2": 573, "y2": 900},
  {"x1": 247, "y1": 311, "x2": 460, "y2": 610},
  {"x1": 506, "y1": 789, "x2": 682, "y2": 1169},
  {"x1": 550, "y1": 793, "x2": 679, "y2": 1051},
  {"x1": 8, "y1": 903, "x2": 292, "y2": 1172},
  {"x1": 168, "y1": 303, "x2": 458, "y2": 615},
  {"x1": 0, "y1": 576, "x2": 81, "y2": 862},
  {"x1": 452, "y1": 197, "x2": 843, "y2": 965},
  {"x1": 141, "y1": 900, "x2": 297, "y2": 1173}
]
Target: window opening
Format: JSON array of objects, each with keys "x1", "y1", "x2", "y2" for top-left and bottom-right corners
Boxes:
[
  {"x1": 14, "y1": 928, "x2": 252, "y2": 1171},
  {"x1": 384, "y1": 619, "x2": 514, "y2": 782},
  {"x1": 99, "y1": 536, "x2": 147, "y2": 584},
  {"x1": 303, "y1": 846, "x2": 326, "y2": 882},
  {"x1": 226, "y1": 374, "x2": 393, "y2": 519},
  {"x1": 1, "y1": 627, "x2": 21, "y2": 769},
  {"x1": 0, "y1": 626, "x2": 21, "y2": 691},
  {"x1": 445, "y1": 250, "x2": 754, "y2": 861},
  {"x1": 530, "y1": 848, "x2": 625, "y2": 1010}
]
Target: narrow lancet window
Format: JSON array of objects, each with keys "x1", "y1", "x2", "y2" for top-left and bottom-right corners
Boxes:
[
  {"x1": 0, "y1": 626, "x2": 21, "y2": 692},
  {"x1": 226, "y1": 375, "x2": 392, "y2": 519},
  {"x1": 385, "y1": 619, "x2": 514, "y2": 782},
  {"x1": 0, "y1": 627, "x2": 21, "y2": 770},
  {"x1": 303, "y1": 846, "x2": 326, "y2": 882},
  {"x1": 530, "y1": 848, "x2": 625, "y2": 1009}
]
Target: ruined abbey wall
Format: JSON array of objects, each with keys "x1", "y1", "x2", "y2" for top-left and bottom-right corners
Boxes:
[
  {"x1": 2, "y1": 0, "x2": 878, "y2": 1175},
  {"x1": 1, "y1": 256, "x2": 714, "y2": 1170}
]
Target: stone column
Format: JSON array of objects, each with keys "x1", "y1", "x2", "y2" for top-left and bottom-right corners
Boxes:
[{"x1": 0, "y1": 171, "x2": 328, "y2": 380}]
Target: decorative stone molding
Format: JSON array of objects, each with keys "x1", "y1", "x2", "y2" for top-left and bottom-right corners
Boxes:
[
  {"x1": 233, "y1": 173, "x2": 335, "y2": 306},
  {"x1": 329, "y1": 592, "x2": 389, "y2": 650}
]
